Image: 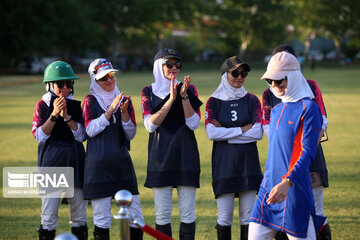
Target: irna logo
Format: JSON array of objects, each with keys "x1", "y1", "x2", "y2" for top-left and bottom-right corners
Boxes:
[{"x1": 3, "y1": 167, "x2": 74, "y2": 198}]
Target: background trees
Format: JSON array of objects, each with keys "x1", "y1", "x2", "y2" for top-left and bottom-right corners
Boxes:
[{"x1": 0, "y1": 0, "x2": 359, "y2": 70}]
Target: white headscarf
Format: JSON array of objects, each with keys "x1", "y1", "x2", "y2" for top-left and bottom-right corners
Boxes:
[
  {"x1": 42, "y1": 83, "x2": 74, "y2": 107},
  {"x1": 88, "y1": 69, "x2": 122, "y2": 111},
  {"x1": 151, "y1": 58, "x2": 180, "y2": 99},
  {"x1": 210, "y1": 72, "x2": 248, "y2": 101},
  {"x1": 272, "y1": 70, "x2": 314, "y2": 103}
]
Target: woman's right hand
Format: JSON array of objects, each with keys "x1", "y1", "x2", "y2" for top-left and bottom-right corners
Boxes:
[
  {"x1": 169, "y1": 75, "x2": 178, "y2": 102},
  {"x1": 105, "y1": 93, "x2": 123, "y2": 120},
  {"x1": 52, "y1": 97, "x2": 66, "y2": 117},
  {"x1": 110, "y1": 92, "x2": 123, "y2": 113}
]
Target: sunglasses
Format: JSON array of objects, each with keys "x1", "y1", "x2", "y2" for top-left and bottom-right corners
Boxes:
[
  {"x1": 231, "y1": 70, "x2": 248, "y2": 78},
  {"x1": 265, "y1": 76, "x2": 287, "y2": 86},
  {"x1": 97, "y1": 71, "x2": 116, "y2": 82},
  {"x1": 165, "y1": 61, "x2": 182, "y2": 69},
  {"x1": 54, "y1": 80, "x2": 74, "y2": 88}
]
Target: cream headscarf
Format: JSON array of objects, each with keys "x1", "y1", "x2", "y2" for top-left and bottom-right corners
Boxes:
[
  {"x1": 271, "y1": 71, "x2": 314, "y2": 103},
  {"x1": 262, "y1": 51, "x2": 314, "y2": 103},
  {"x1": 151, "y1": 58, "x2": 180, "y2": 99},
  {"x1": 42, "y1": 84, "x2": 74, "y2": 107},
  {"x1": 210, "y1": 72, "x2": 247, "y2": 100}
]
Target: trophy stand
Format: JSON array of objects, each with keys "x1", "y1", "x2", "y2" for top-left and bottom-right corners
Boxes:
[{"x1": 114, "y1": 190, "x2": 175, "y2": 240}]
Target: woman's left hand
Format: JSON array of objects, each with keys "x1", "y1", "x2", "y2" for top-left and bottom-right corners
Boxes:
[
  {"x1": 180, "y1": 75, "x2": 191, "y2": 98},
  {"x1": 59, "y1": 97, "x2": 68, "y2": 119},
  {"x1": 266, "y1": 179, "x2": 292, "y2": 204},
  {"x1": 120, "y1": 96, "x2": 130, "y2": 122}
]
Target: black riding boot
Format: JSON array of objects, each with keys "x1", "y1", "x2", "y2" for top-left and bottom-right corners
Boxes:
[
  {"x1": 93, "y1": 226, "x2": 110, "y2": 240},
  {"x1": 71, "y1": 224, "x2": 88, "y2": 240},
  {"x1": 37, "y1": 225, "x2": 56, "y2": 240},
  {"x1": 130, "y1": 227, "x2": 143, "y2": 240},
  {"x1": 215, "y1": 224, "x2": 231, "y2": 240},
  {"x1": 317, "y1": 224, "x2": 331, "y2": 240},
  {"x1": 156, "y1": 223, "x2": 172, "y2": 237},
  {"x1": 240, "y1": 224, "x2": 248, "y2": 240},
  {"x1": 274, "y1": 231, "x2": 289, "y2": 240},
  {"x1": 179, "y1": 222, "x2": 196, "y2": 240}
]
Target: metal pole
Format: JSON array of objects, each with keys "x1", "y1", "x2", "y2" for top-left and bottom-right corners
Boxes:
[{"x1": 113, "y1": 190, "x2": 133, "y2": 240}]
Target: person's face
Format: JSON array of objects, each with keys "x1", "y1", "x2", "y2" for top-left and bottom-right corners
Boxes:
[
  {"x1": 96, "y1": 72, "x2": 116, "y2": 92},
  {"x1": 162, "y1": 58, "x2": 181, "y2": 80},
  {"x1": 52, "y1": 80, "x2": 73, "y2": 97},
  {"x1": 227, "y1": 66, "x2": 248, "y2": 88},
  {"x1": 266, "y1": 77, "x2": 288, "y2": 96}
]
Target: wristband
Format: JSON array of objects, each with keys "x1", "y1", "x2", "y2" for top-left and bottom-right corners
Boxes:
[
  {"x1": 64, "y1": 115, "x2": 72, "y2": 123},
  {"x1": 181, "y1": 95, "x2": 189, "y2": 100}
]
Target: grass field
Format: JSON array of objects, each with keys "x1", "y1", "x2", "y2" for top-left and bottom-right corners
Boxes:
[{"x1": 0, "y1": 63, "x2": 359, "y2": 239}]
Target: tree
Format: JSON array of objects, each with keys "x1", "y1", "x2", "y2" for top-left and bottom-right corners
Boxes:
[
  {"x1": 86, "y1": 0, "x2": 201, "y2": 58},
  {"x1": 294, "y1": 0, "x2": 360, "y2": 60},
  {"x1": 213, "y1": 0, "x2": 292, "y2": 58},
  {"x1": 0, "y1": 0, "x2": 104, "y2": 68}
]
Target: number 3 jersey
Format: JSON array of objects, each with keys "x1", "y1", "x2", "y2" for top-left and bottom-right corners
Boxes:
[{"x1": 205, "y1": 93, "x2": 263, "y2": 198}]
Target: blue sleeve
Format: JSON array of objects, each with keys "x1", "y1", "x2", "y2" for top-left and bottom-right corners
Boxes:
[{"x1": 287, "y1": 101, "x2": 322, "y2": 185}]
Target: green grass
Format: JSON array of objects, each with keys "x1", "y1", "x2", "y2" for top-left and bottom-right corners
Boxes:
[{"x1": 0, "y1": 63, "x2": 360, "y2": 239}]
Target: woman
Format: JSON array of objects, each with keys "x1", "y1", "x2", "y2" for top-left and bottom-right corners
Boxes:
[
  {"x1": 83, "y1": 58, "x2": 144, "y2": 240},
  {"x1": 141, "y1": 48, "x2": 202, "y2": 240},
  {"x1": 205, "y1": 56, "x2": 263, "y2": 240},
  {"x1": 262, "y1": 45, "x2": 331, "y2": 240},
  {"x1": 32, "y1": 61, "x2": 88, "y2": 240},
  {"x1": 249, "y1": 51, "x2": 325, "y2": 239}
]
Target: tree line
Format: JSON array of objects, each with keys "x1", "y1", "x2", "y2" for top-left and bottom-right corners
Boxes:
[{"x1": 1, "y1": 0, "x2": 359, "y2": 69}]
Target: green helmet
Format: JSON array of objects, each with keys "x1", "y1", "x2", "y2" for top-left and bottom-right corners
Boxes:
[{"x1": 43, "y1": 61, "x2": 80, "y2": 83}]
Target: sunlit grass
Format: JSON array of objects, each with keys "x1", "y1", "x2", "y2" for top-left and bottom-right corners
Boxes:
[{"x1": 0, "y1": 64, "x2": 360, "y2": 239}]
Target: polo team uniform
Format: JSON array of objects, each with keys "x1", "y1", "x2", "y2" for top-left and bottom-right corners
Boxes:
[
  {"x1": 141, "y1": 51, "x2": 202, "y2": 239},
  {"x1": 205, "y1": 71, "x2": 263, "y2": 233},
  {"x1": 83, "y1": 58, "x2": 143, "y2": 234},
  {"x1": 32, "y1": 93, "x2": 87, "y2": 230},
  {"x1": 206, "y1": 94, "x2": 263, "y2": 198},
  {"x1": 82, "y1": 95, "x2": 139, "y2": 199},
  {"x1": 250, "y1": 97, "x2": 325, "y2": 237},
  {"x1": 141, "y1": 83, "x2": 202, "y2": 188}
]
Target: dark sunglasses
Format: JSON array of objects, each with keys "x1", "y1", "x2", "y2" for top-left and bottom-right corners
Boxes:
[
  {"x1": 231, "y1": 70, "x2": 248, "y2": 78},
  {"x1": 97, "y1": 71, "x2": 116, "y2": 82},
  {"x1": 165, "y1": 61, "x2": 182, "y2": 69},
  {"x1": 54, "y1": 80, "x2": 74, "y2": 88},
  {"x1": 265, "y1": 76, "x2": 287, "y2": 86}
]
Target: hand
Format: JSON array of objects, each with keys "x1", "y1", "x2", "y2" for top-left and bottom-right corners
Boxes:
[
  {"x1": 109, "y1": 92, "x2": 123, "y2": 113},
  {"x1": 52, "y1": 97, "x2": 66, "y2": 117},
  {"x1": 59, "y1": 99, "x2": 68, "y2": 119},
  {"x1": 241, "y1": 123, "x2": 252, "y2": 133},
  {"x1": 212, "y1": 119, "x2": 222, "y2": 127},
  {"x1": 120, "y1": 96, "x2": 130, "y2": 122},
  {"x1": 180, "y1": 75, "x2": 191, "y2": 98},
  {"x1": 266, "y1": 179, "x2": 292, "y2": 204},
  {"x1": 169, "y1": 75, "x2": 178, "y2": 102},
  {"x1": 120, "y1": 96, "x2": 130, "y2": 114}
]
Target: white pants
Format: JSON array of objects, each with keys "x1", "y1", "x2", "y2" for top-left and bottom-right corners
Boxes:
[
  {"x1": 153, "y1": 186, "x2": 196, "y2": 225},
  {"x1": 91, "y1": 195, "x2": 144, "y2": 229},
  {"x1": 313, "y1": 186, "x2": 328, "y2": 225},
  {"x1": 248, "y1": 217, "x2": 316, "y2": 240},
  {"x1": 41, "y1": 188, "x2": 88, "y2": 230},
  {"x1": 216, "y1": 190, "x2": 256, "y2": 226}
]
